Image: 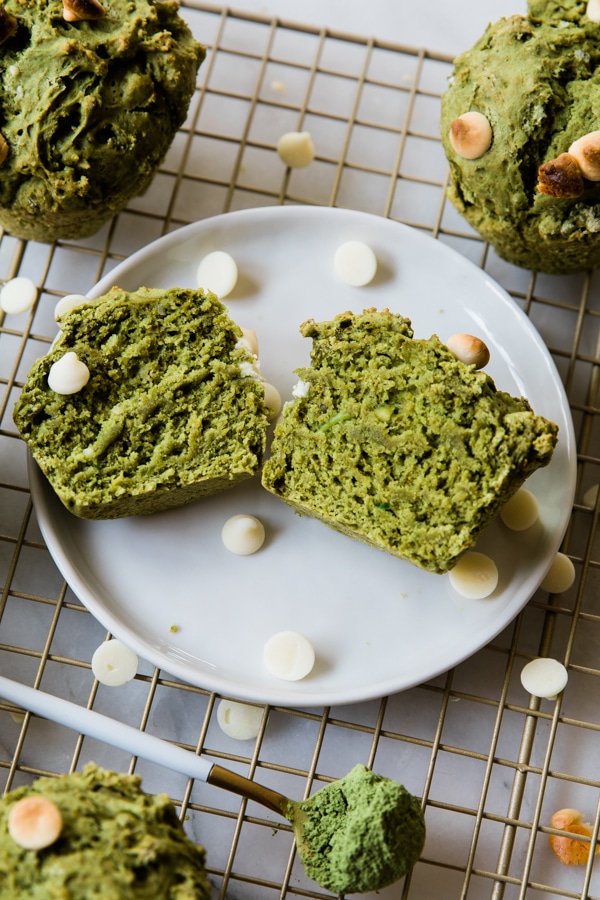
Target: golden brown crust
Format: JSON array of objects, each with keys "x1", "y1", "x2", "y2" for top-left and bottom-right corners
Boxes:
[
  {"x1": 62, "y1": 0, "x2": 105, "y2": 21},
  {"x1": 537, "y1": 153, "x2": 584, "y2": 198}
]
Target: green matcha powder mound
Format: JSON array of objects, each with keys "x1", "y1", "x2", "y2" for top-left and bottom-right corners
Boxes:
[{"x1": 293, "y1": 764, "x2": 425, "y2": 895}]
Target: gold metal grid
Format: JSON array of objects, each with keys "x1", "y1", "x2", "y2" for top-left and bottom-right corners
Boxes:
[{"x1": 1, "y1": 3, "x2": 600, "y2": 898}]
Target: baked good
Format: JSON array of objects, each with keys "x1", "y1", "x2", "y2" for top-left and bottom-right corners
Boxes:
[
  {"x1": 261, "y1": 309, "x2": 558, "y2": 575},
  {"x1": 0, "y1": 0, "x2": 204, "y2": 242},
  {"x1": 294, "y1": 763, "x2": 425, "y2": 894},
  {"x1": 440, "y1": 0, "x2": 600, "y2": 274},
  {"x1": 13, "y1": 286, "x2": 268, "y2": 519},
  {"x1": 0, "y1": 763, "x2": 212, "y2": 898}
]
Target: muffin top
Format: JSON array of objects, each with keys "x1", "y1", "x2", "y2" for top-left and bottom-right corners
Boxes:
[
  {"x1": 0, "y1": 0, "x2": 204, "y2": 239},
  {"x1": 440, "y1": 0, "x2": 600, "y2": 271}
]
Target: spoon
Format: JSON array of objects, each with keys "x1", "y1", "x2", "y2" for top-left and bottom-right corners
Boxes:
[
  {"x1": 0, "y1": 675, "x2": 289, "y2": 815},
  {"x1": 0, "y1": 674, "x2": 425, "y2": 894}
]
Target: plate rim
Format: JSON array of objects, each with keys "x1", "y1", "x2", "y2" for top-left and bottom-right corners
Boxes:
[{"x1": 28, "y1": 205, "x2": 577, "y2": 706}]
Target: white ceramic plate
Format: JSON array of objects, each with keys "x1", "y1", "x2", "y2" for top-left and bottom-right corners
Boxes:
[{"x1": 29, "y1": 206, "x2": 576, "y2": 707}]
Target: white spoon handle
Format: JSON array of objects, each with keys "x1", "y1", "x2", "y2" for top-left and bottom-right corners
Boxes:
[{"x1": 0, "y1": 674, "x2": 213, "y2": 782}]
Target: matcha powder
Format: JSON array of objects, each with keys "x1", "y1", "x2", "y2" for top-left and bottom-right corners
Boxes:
[{"x1": 291, "y1": 764, "x2": 425, "y2": 894}]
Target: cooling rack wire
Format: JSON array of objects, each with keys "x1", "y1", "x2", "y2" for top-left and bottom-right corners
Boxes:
[{"x1": 1, "y1": 3, "x2": 600, "y2": 898}]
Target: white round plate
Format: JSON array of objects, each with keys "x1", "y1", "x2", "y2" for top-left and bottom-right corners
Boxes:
[{"x1": 29, "y1": 206, "x2": 576, "y2": 707}]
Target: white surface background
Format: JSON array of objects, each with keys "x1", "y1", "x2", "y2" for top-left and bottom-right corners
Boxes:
[{"x1": 222, "y1": 0, "x2": 527, "y2": 57}]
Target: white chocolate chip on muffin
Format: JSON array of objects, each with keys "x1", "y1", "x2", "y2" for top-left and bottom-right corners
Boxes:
[
  {"x1": 8, "y1": 796, "x2": 63, "y2": 850},
  {"x1": 586, "y1": 0, "x2": 600, "y2": 23},
  {"x1": 568, "y1": 131, "x2": 600, "y2": 180},
  {"x1": 448, "y1": 112, "x2": 492, "y2": 159},
  {"x1": 537, "y1": 153, "x2": 584, "y2": 198},
  {"x1": 237, "y1": 327, "x2": 259, "y2": 357},
  {"x1": 62, "y1": 0, "x2": 105, "y2": 23},
  {"x1": 54, "y1": 293, "x2": 89, "y2": 321},
  {"x1": 263, "y1": 382, "x2": 282, "y2": 419},
  {"x1": 47, "y1": 351, "x2": 90, "y2": 395},
  {"x1": 446, "y1": 333, "x2": 490, "y2": 369}
]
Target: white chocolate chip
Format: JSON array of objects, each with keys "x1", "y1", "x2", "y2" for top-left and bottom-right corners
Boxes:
[
  {"x1": 8, "y1": 796, "x2": 63, "y2": 850},
  {"x1": 217, "y1": 699, "x2": 264, "y2": 740},
  {"x1": 333, "y1": 240, "x2": 378, "y2": 287},
  {"x1": 292, "y1": 379, "x2": 310, "y2": 398},
  {"x1": 47, "y1": 351, "x2": 90, "y2": 395},
  {"x1": 500, "y1": 488, "x2": 539, "y2": 531},
  {"x1": 568, "y1": 131, "x2": 600, "y2": 180},
  {"x1": 54, "y1": 293, "x2": 89, "y2": 321},
  {"x1": 448, "y1": 551, "x2": 499, "y2": 599},
  {"x1": 263, "y1": 630, "x2": 315, "y2": 681},
  {"x1": 221, "y1": 514, "x2": 265, "y2": 555},
  {"x1": 449, "y1": 111, "x2": 493, "y2": 160},
  {"x1": 446, "y1": 333, "x2": 490, "y2": 369},
  {"x1": 520, "y1": 657, "x2": 568, "y2": 699},
  {"x1": 239, "y1": 358, "x2": 264, "y2": 381},
  {"x1": 277, "y1": 131, "x2": 315, "y2": 168},
  {"x1": 91, "y1": 639, "x2": 138, "y2": 686},
  {"x1": 586, "y1": 0, "x2": 600, "y2": 22},
  {"x1": 238, "y1": 327, "x2": 259, "y2": 357},
  {"x1": 540, "y1": 553, "x2": 576, "y2": 594},
  {"x1": 0, "y1": 276, "x2": 37, "y2": 314},
  {"x1": 197, "y1": 250, "x2": 238, "y2": 298},
  {"x1": 263, "y1": 382, "x2": 282, "y2": 419}
]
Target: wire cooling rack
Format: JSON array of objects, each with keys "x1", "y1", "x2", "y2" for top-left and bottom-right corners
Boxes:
[{"x1": 2, "y1": 3, "x2": 600, "y2": 898}]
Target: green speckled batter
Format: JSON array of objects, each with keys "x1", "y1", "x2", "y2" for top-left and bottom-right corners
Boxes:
[
  {"x1": 0, "y1": 0, "x2": 204, "y2": 241},
  {"x1": 290, "y1": 764, "x2": 425, "y2": 895},
  {"x1": 13, "y1": 286, "x2": 268, "y2": 519},
  {"x1": 0, "y1": 764, "x2": 212, "y2": 899},
  {"x1": 440, "y1": 0, "x2": 600, "y2": 273},
  {"x1": 261, "y1": 309, "x2": 558, "y2": 574}
]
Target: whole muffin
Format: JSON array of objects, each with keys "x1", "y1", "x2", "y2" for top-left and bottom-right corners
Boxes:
[
  {"x1": 0, "y1": 0, "x2": 204, "y2": 242},
  {"x1": 440, "y1": 0, "x2": 600, "y2": 274},
  {"x1": 0, "y1": 763, "x2": 212, "y2": 898}
]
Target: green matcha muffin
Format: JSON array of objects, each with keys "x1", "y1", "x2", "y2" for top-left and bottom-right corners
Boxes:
[
  {"x1": 13, "y1": 286, "x2": 269, "y2": 518},
  {"x1": 440, "y1": 0, "x2": 600, "y2": 274},
  {"x1": 0, "y1": 763, "x2": 212, "y2": 898},
  {"x1": 0, "y1": 0, "x2": 204, "y2": 242},
  {"x1": 261, "y1": 309, "x2": 558, "y2": 575}
]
